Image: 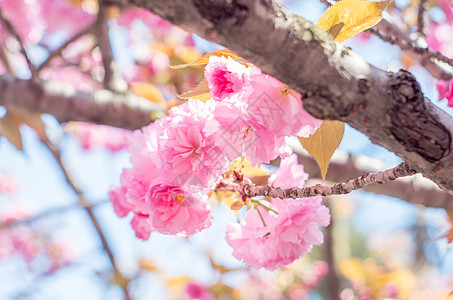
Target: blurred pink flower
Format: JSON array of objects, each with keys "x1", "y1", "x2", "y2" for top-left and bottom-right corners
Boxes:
[
  {"x1": 65, "y1": 122, "x2": 130, "y2": 152},
  {"x1": 0, "y1": 174, "x2": 19, "y2": 194},
  {"x1": 436, "y1": 79, "x2": 453, "y2": 107},
  {"x1": 131, "y1": 214, "x2": 153, "y2": 240},
  {"x1": 117, "y1": 8, "x2": 173, "y2": 33},
  {"x1": 39, "y1": 0, "x2": 96, "y2": 37},
  {"x1": 186, "y1": 282, "x2": 215, "y2": 300},
  {"x1": 145, "y1": 184, "x2": 212, "y2": 236},
  {"x1": 426, "y1": 0, "x2": 453, "y2": 57},
  {"x1": 0, "y1": 0, "x2": 44, "y2": 45}
]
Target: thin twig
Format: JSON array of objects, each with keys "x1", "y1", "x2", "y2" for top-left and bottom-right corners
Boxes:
[
  {"x1": 41, "y1": 139, "x2": 131, "y2": 297},
  {"x1": 318, "y1": 0, "x2": 453, "y2": 79},
  {"x1": 0, "y1": 10, "x2": 38, "y2": 81},
  {"x1": 417, "y1": 0, "x2": 429, "y2": 36},
  {"x1": 95, "y1": 1, "x2": 127, "y2": 91},
  {"x1": 369, "y1": 27, "x2": 453, "y2": 68},
  {"x1": 1, "y1": 201, "x2": 109, "y2": 228},
  {"x1": 216, "y1": 162, "x2": 417, "y2": 199},
  {"x1": 37, "y1": 23, "x2": 95, "y2": 72}
]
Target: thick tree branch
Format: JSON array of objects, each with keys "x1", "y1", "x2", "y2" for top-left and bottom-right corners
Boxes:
[
  {"x1": 216, "y1": 162, "x2": 416, "y2": 199},
  {"x1": 126, "y1": 0, "x2": 453, "y2": 192},
  {"x1": 0, "y1": 75, "x2": 162, "y2": 130}
]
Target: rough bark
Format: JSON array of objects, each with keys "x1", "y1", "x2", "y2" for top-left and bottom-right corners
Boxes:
[
  {"x1": 125, "y1": 0, "x2": 453, "y2": 192},
  {"x1": 0, "y1": 75, "x2": 162, "y2": 130}
]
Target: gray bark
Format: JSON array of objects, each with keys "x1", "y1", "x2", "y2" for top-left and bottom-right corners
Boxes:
[{"x1": 0, "y1": 75, "x2": 162, "y2": 130}]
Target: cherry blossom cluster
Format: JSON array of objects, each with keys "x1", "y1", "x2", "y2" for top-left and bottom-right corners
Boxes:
[
  {"x1": 226, "y1": 154, "x2": 330, "y2": 270},
  {"x1": 109, "y1": 55, "x2": 330, "y2": 269}
]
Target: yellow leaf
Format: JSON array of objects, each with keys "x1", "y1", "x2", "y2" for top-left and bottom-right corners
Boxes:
[
  {"x1": 298, "y1": 120, "x2": 344, "y2": 179},
  {"x1": 130, "y1": 82, "x2": 168, "y2": 107},
  {"x1": 240, "y1": 158, "x2": 269, "y2": 177},
  {"x1": 230, "y1": 201, "x2": 245, "y2": 210},
  {"x1": 169, "y1": 48, "x2": 242, "y2": 69},
  {"x1": 17, "y1": 111, "x2": 48, "y2": 143},
  {"x1": 317, "y1": 0, "x2": 391, "y2": 42},
  {"x1": 166, "y1": 276, "x2": 192, "y2": 290},
  {"x1": 0, "y1": 112, "x2": 23, "y2": 151},
  {"x1": 178, "y1": 78, "x2": 211, "y2": 102}
]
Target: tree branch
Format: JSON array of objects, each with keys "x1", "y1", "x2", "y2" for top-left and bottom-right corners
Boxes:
[
  {"x1": 0, "y1": 75, "x2": 162, "y2": 130},
  {"x1": 369, "y1": 27, "x2": 453, "y2": 69},
  {"x1": 280, "y1": 149, "x2": 453, "y2": 211},
  {"x1": 417, "y1": 0, "x2": 429, "y2": 36},
  {"x1": 37, "y1": 23, "x2": 95, "y2": 72},
  {"x1": 41, "y1": 139, "x2": 131, "y2": 297},
  {"x1": 0, "y1": 10, "x2": 38, "y2": 81},
  {"x1": 216, "y1": 162, "x2": 416, "y2": 199},
  {"x1": 95, "y1": 1, "x2": 128, "y2": 91},
  {"x1": 321, "y1": 0, "x2": 452, "y2": 80},
  {"x1": 125, "y1": 0, "x2": 453, "y2": 192}
]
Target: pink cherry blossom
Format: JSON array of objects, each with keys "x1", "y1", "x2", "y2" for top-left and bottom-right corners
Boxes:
[
  {"x1": 227, "y1": 197, "x2": 330, "y2": 270},
  {"x1": 131, "y1": 214, "x2": 153, "y2": 240},
  {"x1": 226, "y1": 155, "x2": 330, "y2": 270},
  {"x1": 128, "y1": 119, "x2": 164, "y2": 185},
  {"x1": 268, "y1": 154, "x2": 309, "y2": 189},
  {"x1": 243, "y1": 71, "x2": 322, "y2": 138},
  {"x1": 145, "y1": 184, "x2": 212, "y2": 236},
  {"x1": 109, "y1": 185, "x2": 131, "y2": 218},
  {"x1": 436, "y1": 79, "x2": 453, "y2": 107},
  {"x1": 160, "y1": 100, "x2": 228, "y2": 191},
  {"x1": 243, "y1": 127, "x2": 291, "y2": 166},
  {"x1": 204, "y1": 56, "x2": 250, "y2": 101}
]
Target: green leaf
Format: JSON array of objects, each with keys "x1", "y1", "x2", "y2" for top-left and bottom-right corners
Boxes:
[{"x1": 298, "y1": 120, "x2": 345, "y2": 179}]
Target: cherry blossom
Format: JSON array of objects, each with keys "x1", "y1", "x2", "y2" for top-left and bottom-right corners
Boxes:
[
  {"x1": 145, "y1": 184, "x2": 212, "y2": 236},
  {"x1": 204, "y1": 56, "x2": 251, "y2": 101},
  {"x1": 226, "y1": 155, "x2": 330, "y2": 270}
]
